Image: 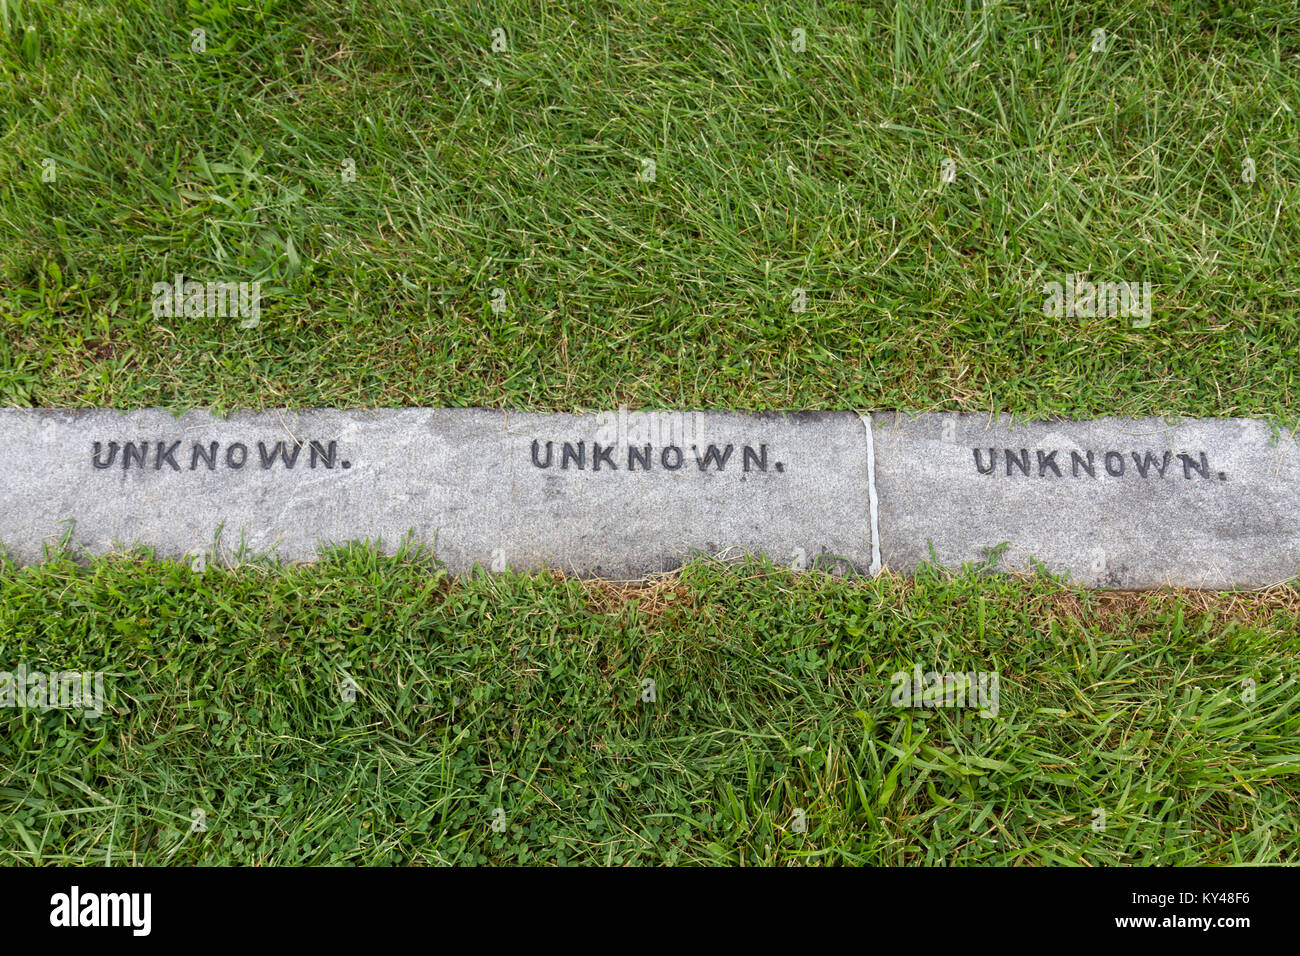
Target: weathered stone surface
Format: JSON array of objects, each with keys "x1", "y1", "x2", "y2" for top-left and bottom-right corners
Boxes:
[
  {"x1": 871, "y1": 413, "x2": 1300, "y2": 588},
  {"x1": 0, "y1": 409, "x2": 874, "y2": 577}
]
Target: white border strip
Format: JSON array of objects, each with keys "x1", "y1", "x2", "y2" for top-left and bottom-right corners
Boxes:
[{"x1": 861, "y1": 413, "x2": 882, "y2": 576}]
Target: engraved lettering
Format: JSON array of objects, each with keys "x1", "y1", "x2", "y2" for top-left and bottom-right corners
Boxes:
[
  {"x1": 92, "y1": 441, "x2": 119, "y2": 469},
  {"x1": 155, "y1": 440, "x2": 181, "y2": 471},
  {"x1": 1179, "y1": 452, "x2": 1210, "y2": 479},
  {"x1": 122, "y1": 442, "x2": 147, "y2": 470},
  {"x1": 259, "y1": 441, "x2": 303, "y2": 469},
  {"x1": 694, "y1": 444, "x2": 733, "y2": 471},
  {"x1": 191, "y1": 442, "x2": 218, "y2": 470},
  {"x1": 1131, "y1": 451, "x2": 1172, "y2": 479},
  {"x1": 561, "y1": 441, "x2": 585, "y2": 470},
  {"x1": 592, "y1": 442, "x2": 617, "y2": 471},
  {"x1": 309, "y1": 440, "x2": 337, "y2": 469}
]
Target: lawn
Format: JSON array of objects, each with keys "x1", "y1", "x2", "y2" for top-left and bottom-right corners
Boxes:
[
  {"x1": 1, "y1": 0, "x2": 1299, "y2": 866},
  {"x1": 2, "y1": 549, "x2": 1298, "y2": 865},
  {"x1": 1, "y1": 0, "x2": 1298, "y2": 418}
]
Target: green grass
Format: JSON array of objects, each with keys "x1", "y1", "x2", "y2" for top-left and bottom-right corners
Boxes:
[
  {"x1": 4, "y1": 2, "x2": 1300, "y2": 866},
  {"x1": 2, "y1": 0, "x2": 1299, "y2": 419},
  {"x1": 2, "y1": 548, "x2": 1298, "y2": 865}
]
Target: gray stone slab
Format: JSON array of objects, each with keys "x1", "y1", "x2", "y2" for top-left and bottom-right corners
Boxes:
[
  {"x1": 871, "y1": 413, "x2": 1300, "y2": 588},
  {"x1": 0, "y1": 409, "x2": 873, "y2": 578}
]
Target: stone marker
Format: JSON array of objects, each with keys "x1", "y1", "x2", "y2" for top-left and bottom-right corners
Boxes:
[
  {"x1": 871, "y1": 413, "x2": 1300, "y2": 589},
  {"x1": 4, "y1": 408, "x2": 1298, "y2": 588},
  {"x1": 0, "y1": 409, "x2": 874, "y2": 578}
]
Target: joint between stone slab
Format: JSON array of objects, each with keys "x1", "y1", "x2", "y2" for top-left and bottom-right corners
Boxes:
[{"x1": 860, "y1": 412, "x2": 882, "y2": 577}]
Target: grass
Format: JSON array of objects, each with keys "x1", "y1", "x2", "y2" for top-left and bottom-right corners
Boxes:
[
  {"x1": 1, "y1": 548, "x2": 1298, "y2": 865},
  {"x1": 2, "y1": 2, "x2": 1300, "y2": 866},
  {"x1": 1, "y1": 0, "x2": 1298, "y2": 419}
]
